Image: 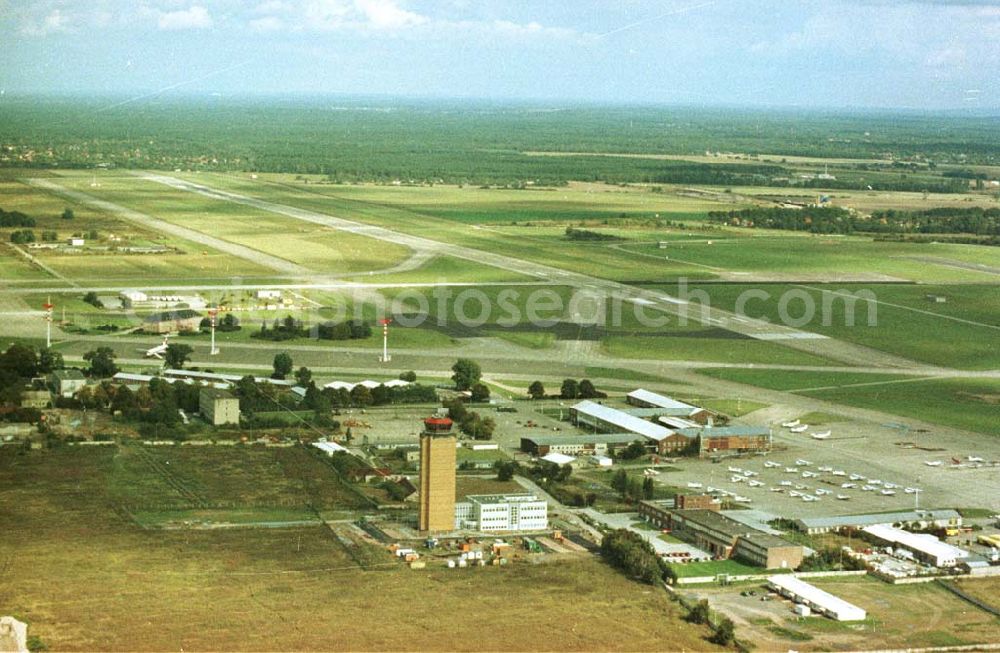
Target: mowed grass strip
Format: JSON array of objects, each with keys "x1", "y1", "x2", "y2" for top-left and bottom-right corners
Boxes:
[
  {"x1": 55, "y1": 174, "x2": 412, "y2": 274},
  {"x1": 674, "y1": 283, "x2": 1000, "y2": 370}
]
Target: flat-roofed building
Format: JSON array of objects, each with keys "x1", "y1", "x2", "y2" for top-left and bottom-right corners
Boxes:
[
  {"x1": 199, "y1": 387, "x2": 240, "y2": 426},
  {"x1": 20, "y1": 390, "x2": 51, "y2": 409},
  {"x1": 142, "y1": 309, "x2": 202, "y2": 334},
  {"x1": 794, "y1": 510, "x2": 962, "y2": 535},
  {"x1": 863, "y1": 524, "x2": 969, "y2": 568},
  {"x1": 454, "y1": 493, "x2": 548, "y2": 532},
  {"x1": 676, "y1": 426, "x2": 772, "y2": 456},
  {"x1": 519, "y1": 433, "x2": 639, "y2": 456},
  {"x1": 768, "y1": 575, "x2": 867, "y2": 621},
  {"x1": 659, "y1": 508, "x2": 804, "y2": 569},
  {"x1": 48, "y1": 369, "x2": 87, "y2": 398}
]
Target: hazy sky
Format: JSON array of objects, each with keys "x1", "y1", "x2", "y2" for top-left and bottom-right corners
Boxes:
[{"x1": 2, "y1": 0, "x2": 997, "y2": 109}]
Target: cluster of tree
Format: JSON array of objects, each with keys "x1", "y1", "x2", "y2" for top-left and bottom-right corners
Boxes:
[
  {"x1": 233, "y1": 371, "x2": 437, "y2": 419},
  {"x1": 0, "y1": 344, "x2": 65, "y2": 417},
  {"x1": 0, "y1": 207, "x2": 36, "y2": 227},
  {"x1": 868, "y1": 207, "x2": 1000, "y2": 236},
  {"x1": 444, "y1": 398, "x2": 496, "y2": 440},
  {"x1": 252, "y1": 315, "x2": 373, "y2": 342},
  {"x1": 75, "y1": 377, "x2": 202, "y2": 428},
  {"x1": 527, "y1": 378, "x2": 605, "y2": 400},
  {"x1": 615, "y1": 440, "x2": 650, "y2": 461},
  {"x1": 797, "y1": 546, "x2": 867, "y2": 572},
  {"x1": 610, "y1": 469, "x2": 655, "y2": 502},
  {"x1": 564, "y1": 226, "x2": 623, "y2": 242},
  {"x1": 82, "y1": 347, "x2": 119, "y2": 377},
  {"x1": 685, "y1": 599, "x2": 737, "y2": 646},
  {"x1": 82, "y1": 291, "x2": 103, "y2": 309},
  {"x1": 199, "y1": 313, "x2": 241, "y2": 332},
  {"x1": 40, "y1": 231, "x2": 59, "y2": 241},
  {"x1": 451, "y1": 359, "x2": 481, "y2": 391},
  {"x1": 711, "y1": 205, "x2": 1000, "y2": 237},
  {"x1": 599, "y1": 529, "x2": 667, "y2": 584},
  {"x1": 707, "y1": 206, "x2": 856, "y2": 233},
  {"x1": 9, "y1": 229, "x2": 35, "y2": 244}
]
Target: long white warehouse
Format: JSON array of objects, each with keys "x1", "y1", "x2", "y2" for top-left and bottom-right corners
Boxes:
[
  {"x1": 863, "y1": 524, "x2": 969, "y2": 568},
  {"x1": 768, "y1": 575, "x2": 867, "y2": 622},
  {"x1": 570, "y1": 400, "x2": 671, "y2": 442}
]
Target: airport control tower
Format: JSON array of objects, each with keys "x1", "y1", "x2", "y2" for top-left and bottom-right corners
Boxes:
[{"x1": 418, "y1": 416, "x2": 457, "y2": 533}]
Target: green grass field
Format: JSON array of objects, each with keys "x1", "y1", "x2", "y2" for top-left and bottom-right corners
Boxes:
[
  {"x1": 53, "y1": 173, "x2": 412, "y2": 275},
  {"x1": 800, "y1": 377, "x2": 1000, "y2": 436},
  {"x1": 670, "y1": 559, "x2": 767, "y2": 578},
  {"x1": 695, "y1": 368, "x2": 910, "y2": 392},
  {"x1": 671, "y1": 283, "x2": 1000, "y2": 370}
]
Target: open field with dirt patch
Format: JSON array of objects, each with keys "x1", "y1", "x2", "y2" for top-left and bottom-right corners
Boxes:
[{"x1": 0, "y1": 445, "x2": 718, "y2": 652}]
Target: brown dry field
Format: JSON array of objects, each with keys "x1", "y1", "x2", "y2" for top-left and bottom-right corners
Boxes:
[{"x1": 0, "y1": 446, "x2": 718, "y2": 651}]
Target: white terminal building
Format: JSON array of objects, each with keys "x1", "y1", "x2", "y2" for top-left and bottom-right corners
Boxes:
[
  {"x1": 863, "y1": 524, "x2": 969, "y2": 568},
  {"x1": 454, "y1": 493, "x2": 548, "y2": 532},
  {"x1": 768, "y1": 575, "x2": 867, "y2": 622}
]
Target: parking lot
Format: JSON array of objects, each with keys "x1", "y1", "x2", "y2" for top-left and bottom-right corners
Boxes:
[{"x1": 656, "y1": 416, "x2": 1000, "y2": 519}]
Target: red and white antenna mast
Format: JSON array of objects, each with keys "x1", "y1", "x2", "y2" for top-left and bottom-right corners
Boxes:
[
  {"x1": 208, "y1": 307, "x2": 220, "y2": 355},
  {"x1": 379, "y1": 318, "x2": 392, "y2": 363},
  {"x1": 42, "y1": 297, "x2": 54, "y2": 349}
]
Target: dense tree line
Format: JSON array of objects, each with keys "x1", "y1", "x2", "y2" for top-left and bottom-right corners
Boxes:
[
  {"x1": 710, "y1": 205, "x2": 1000, "y2": 236},
  {"x1": 252, "y1": 315, "x2": 373, "y2": 342},
  {"x1": 5, "y1": 100, "x2": 996, "y2": 186},
  {"x1": 444, "y1": 398, "x2": 496, "y2": 440},
  {"x1": 599, "y1": 529, "x2": 668, "y2": 584},
  {"x1": 0, "y1": 208, "x2": 36, "y2": 227},
  {"x1": 564, "y1": 227, "x2": 623, "y2": 242},
  {"x1": 0, "y1": 344, "x2": 65, "y2": 421}
]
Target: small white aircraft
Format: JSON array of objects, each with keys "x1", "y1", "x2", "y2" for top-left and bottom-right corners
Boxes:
[
  {"x1": 764, "y1": 461, "x2": 781, "y2": 468},
  {"x1": 881, "y1": 489, "x2": 897, "y2": 496},
  {"x1": 811, "y1": 431, "x2": 831, "y2": 440},
  {"x1": 779, "y1": 480, "x2": 793, "y2": 487},
  {"x1": 748, "y1": 480, "x2": 764, "y2": 487},
  {"x1": 850, "y1": 473, "x2": 865, "y2": 481},
  {"x1": 832, "y1": 470, "x2": 846, "y2": 477},
  {"x1": 841, "y1": 482, "x2": 857, "y2": 489},
  {"x1": 727, "y1": 466, "x2": 742, "y2": 473},
  {"x1": 789, "y1": 490, "x2": 801, "y2": 497},
  {"x1": 734, "y1": 495, "x2": 751, "y2": 503},
  {"x1": 836, "y1": 494, "x2": 850, "y2": 501},
  {"x1": 884, "y1": 483, "x2": 898, "y2": 489},
  {"x1": 924, "y1": 460, "x2": 943, "y2": 467},
  {"x1": 802, "y1": 494, "x2": 818, "y2": 502},
  {"x1": 742, "y1": 470, "x2": 757, "y2": 477},
  {"x1": 142, "y1": 334, "x2": 171, "y2": 359},
  {"x1": 968, "y1": 456, "x2": 985, "y2": 463},
  {"x1": 868, "y1": 479, "x2": 883, "y2": 486},
  {"x1": 904, "y1": 487, "x2": 920, "y2": 494},
  {"x1": 790, "y1": 425, "x2": 809, "y2": 433},
  {"x1": 686, "y1": 481, "x2": 703, "y2": 488},
  {"x1": 730, "y1": 476, "x2": 745, "y2": 483},
  {"x1": 796, "y1": 459, "x2": 812, "y2": 466},
  {"x1": 784, "y1": 467, "x2": 799, "y2": 474},
  {"x1": 818, "y1": 466, "x2": 833, "y2": 473},
  {"x1": 801, "y1": 471, "x2": 817, "y2": 478},
  {"x1": 862, "y1": 485, "x2": 876, "y2": 492},
  {"x1": 781, "y1": 419, "x2": 800, "y2": 428},
  {"x1": 815, "y1": 488, "x2": 831, "y2": 496},
  {"x1": 770, "y1": 487, "x2": 784, "y2": 492}
]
